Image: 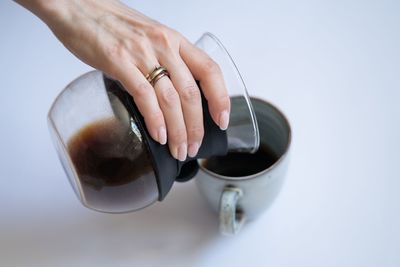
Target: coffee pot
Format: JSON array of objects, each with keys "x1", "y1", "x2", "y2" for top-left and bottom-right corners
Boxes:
[{"x1": 48, "y1": 33, "x2": 259, "y2": 213}]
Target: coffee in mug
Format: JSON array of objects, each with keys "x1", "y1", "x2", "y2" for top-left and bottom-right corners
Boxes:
[
  {"x1": 202, "y1": 144, "x2": 278, "y2": 177},
  {"x1": 196, "y1": 97, "x2": 291, "y2": 235}
]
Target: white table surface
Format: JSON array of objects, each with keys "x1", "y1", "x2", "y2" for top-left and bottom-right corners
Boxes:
[{"x1": 1, "y1": 1, "x2": 399, "y2": 266}]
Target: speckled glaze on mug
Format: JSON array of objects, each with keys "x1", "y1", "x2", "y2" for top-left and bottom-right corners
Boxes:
[{"x1": 196, "y1": 98, "x2": 291, "y2": 234}]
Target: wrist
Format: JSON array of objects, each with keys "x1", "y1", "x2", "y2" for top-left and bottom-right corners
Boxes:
[{"x1": 15, "y1": 0, "x2": 71, "y2": 24}]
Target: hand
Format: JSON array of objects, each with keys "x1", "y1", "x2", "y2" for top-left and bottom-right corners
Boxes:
[{"x1": 16, "y1": 0, "x2": 230, "y2": 161}]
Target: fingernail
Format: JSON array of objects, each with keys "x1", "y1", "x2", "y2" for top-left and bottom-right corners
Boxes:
[
  {"x1": 219, "y1": 110, "x2": 230, "y2": 130},
  {"x1": 158, "y1": 127, "x2": 167, "y2": 145},
  {"x1": 177, "y1": 143, "x2": 187, "y2": 161},
  {"x1": 188, "y1": 142, "x2": 200, "y2": 158}
]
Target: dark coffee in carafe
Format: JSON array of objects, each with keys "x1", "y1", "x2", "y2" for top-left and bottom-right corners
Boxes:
[{"x1": 67, "y1": 117, "x2": 157, "y2": 212}]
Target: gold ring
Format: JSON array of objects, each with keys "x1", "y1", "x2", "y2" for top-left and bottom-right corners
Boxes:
[{"x1": 146, "y1": 66, "x2": 169, "y2": 86}]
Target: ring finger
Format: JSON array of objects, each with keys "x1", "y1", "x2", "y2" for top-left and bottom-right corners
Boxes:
[
  {"x1": 161, "y1": 55, "x2": 204, "y2": 158},
  {"x1": 136, "y1": 56, "x2": 188, "y2": 161}
]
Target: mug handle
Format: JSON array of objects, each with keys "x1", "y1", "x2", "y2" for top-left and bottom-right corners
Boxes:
[{"x1": 219, "y1": 187, "x2": 245, "y2": 235}]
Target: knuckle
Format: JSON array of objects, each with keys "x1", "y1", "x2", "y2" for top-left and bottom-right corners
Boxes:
[
  {"x1": 213, "y1": 94, "x2": 230, "y2": 109},
  {"x1": 188, "y1": 124, "x2": 204, "y2": 141},
  {"x1": 147, "y1": 25, "x2": 172, "y2": 48},
  {"x1": 202, "y1": 58, "x2": 221, "y2": 75},
  {"x1": 159, "y1": 87, "x2": 179, "y2": 107},
  {"x1": 134, "y1": 82, "x2": 152, "y2": 99},
  {"x1": 180, "y1": 83, "x2": 201, "y2": 103},
  {"x1": 171, "y1": 128, "x2": 187, "y2": 143},
  {"x1": 134, "y1": 37, "x2": 150, "y2": 53},
  {"x1": 104, "y1": 64, "x2": 118, "y2": 79},
  {"x1": 148, "y1": 110, "x2": 164, "y2": 122},
  {"x1": 219, "y1": 94, "x2": 231, "y2": 106},
  {"x1": 104, "y1": 41, "x2": 125, "y2": 60}
]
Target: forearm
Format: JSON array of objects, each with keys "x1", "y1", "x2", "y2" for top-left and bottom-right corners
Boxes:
[
  {"x1": 14, "y1": 0, "x2": 149, "y2": 33},
  {"x1": 14, "y1": 0, "x2": 61, "y2": 20}
]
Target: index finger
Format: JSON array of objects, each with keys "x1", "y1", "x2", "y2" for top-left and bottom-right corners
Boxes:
[{"x1": 179, "y1": 39, "x2": 231, "y2": 130}]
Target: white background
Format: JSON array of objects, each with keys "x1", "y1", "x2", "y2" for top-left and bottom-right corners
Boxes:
[{"x1": 1, "y1": 0, "x2": 399, "y2": 266}]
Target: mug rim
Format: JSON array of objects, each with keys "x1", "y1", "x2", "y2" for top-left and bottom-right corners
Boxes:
[{"x1": 198, "y1": 97, "x2": 292, "y2": 181}]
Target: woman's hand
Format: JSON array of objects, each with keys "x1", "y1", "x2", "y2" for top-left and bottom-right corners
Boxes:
[{"x1": 16, "y1": 0, "x2": 230, "y2": 161}]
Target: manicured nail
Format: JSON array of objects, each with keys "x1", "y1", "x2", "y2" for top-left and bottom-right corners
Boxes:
[
  {"x1": 219, "y1": 110, "x2": 230, "y2": 130},
  {"x1": 158, "y1": 127, "x2": 167, "y2": 145},
  {"x1": 177, "y1": 143, "x2": 187, "y2": 161},
  {"x1": 188, "y1": 142, "x2": 200, "y2": 158}
]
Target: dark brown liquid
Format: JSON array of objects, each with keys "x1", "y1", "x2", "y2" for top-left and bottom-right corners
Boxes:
[
  {"x1": 202, "y1": 145, "x2": 278, "y2": 177},
  {"x1": 67, "y1": 117, "x2": 158, "y2": 212},
  {"x1": 67, "y1": 118, "x2": 153, "y2": 190}
]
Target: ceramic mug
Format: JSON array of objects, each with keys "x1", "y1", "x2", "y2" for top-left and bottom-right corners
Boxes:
[{"x1": 196, "y1": 98, "x2": 292, "y2": 235}]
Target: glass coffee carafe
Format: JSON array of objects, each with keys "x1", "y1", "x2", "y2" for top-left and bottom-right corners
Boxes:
[{"x1": 48, "y1": 33, "x2": 259, "y2": 213}]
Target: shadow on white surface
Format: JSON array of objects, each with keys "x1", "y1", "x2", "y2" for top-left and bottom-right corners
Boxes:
[{"x1": 0, "y1": 181, "x2": 221, "y2": 267}]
